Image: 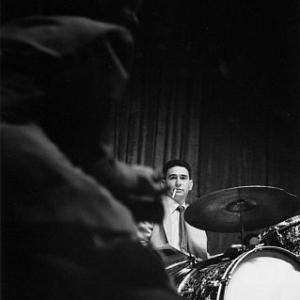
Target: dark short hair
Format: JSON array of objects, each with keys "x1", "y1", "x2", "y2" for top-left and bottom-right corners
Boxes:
[{"x1": 163, "y1": 159, "x2": 192, "y2": 179}]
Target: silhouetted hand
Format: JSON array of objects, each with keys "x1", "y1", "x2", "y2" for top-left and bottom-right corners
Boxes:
[
  {"x1": 92, "y1": 158, "x2": 167, "y2": 223},
  {"x1": 136, "y1": 221, "x2": 154, "y2": 246}
]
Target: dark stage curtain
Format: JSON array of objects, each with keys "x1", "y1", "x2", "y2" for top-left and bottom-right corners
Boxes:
[{"x1": 109, "y1": 45, "x2": 300, "y2": 255}]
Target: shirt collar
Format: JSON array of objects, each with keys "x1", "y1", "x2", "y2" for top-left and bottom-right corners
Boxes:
[{"x1": 163, "y1": 195, "x2": 187, "y2": 215}]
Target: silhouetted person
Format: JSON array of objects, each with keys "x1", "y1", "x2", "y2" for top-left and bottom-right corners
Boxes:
[{"x1": 1, "y1": 1, "x2": 181, "y2": 299}]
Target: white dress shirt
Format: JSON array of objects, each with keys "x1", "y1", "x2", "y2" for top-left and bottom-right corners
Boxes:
[
  {"x1": 163, "y1": 196, "x2": 188, "y2": 251},
  {"x1": 139, "y1": 195, "x2": 208, "y2": 260}
]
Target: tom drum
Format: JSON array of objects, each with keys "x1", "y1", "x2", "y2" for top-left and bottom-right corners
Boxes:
[{"x1": 259, "y1": 215, "x2": 300, "y2": 257}]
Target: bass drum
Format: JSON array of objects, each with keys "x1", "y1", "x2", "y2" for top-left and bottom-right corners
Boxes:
[
  {"x1": 178, "y1": 246, "x2": 300, "y2": 300},
  {"x1": 259, "y1": 215, "x2": 300, "y2": 257}
]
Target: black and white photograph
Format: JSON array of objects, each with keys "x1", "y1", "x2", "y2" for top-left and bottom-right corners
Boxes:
[{"x1": 1, "y1": 0, "x2": 300, "y2": 299}]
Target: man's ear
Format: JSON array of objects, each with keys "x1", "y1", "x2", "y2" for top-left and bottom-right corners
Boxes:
[
  {"x1": 161, "y1": 179, "x2": 166, "y2": 188},
  {"x1": 188, "y1": 179, "x2": 193, "y2": 191}
]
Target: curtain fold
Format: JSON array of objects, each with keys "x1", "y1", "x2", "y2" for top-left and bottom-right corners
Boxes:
[{"x1": 110, "y1": 49, "x2": 300, "y2": 254}]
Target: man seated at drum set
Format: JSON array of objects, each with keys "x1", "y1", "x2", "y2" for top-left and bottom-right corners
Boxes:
[{"x1": 138, "y1": 159, "x2": 300, "y2": 300}]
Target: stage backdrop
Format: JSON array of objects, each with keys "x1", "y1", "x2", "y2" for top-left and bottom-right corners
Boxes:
[{"x1": 109, "y1": 47, "x2": 300, "y2": 255}]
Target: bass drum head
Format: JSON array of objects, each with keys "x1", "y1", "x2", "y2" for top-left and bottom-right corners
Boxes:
[{"x1": 222, "y1": 246, "x2": 300, "y2": 300}]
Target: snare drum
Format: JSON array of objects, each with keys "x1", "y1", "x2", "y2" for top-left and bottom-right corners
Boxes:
[
  {"x1": 178, "y1": 246, "x2": 300, "y2": 300},
  {"x1": 259, "y1": 215, "x2": 300, "y2": 257}
]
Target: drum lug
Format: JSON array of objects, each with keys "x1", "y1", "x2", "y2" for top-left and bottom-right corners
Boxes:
[
  {"x1": 207, "y1": 280, "x2": 221, "y2": 287},
  {"x1": 207, "y1": 278, "x2": 228, "y2": 287},
  {"x1": 180, "y1": 287, "x2": 194, "y2": 296}
]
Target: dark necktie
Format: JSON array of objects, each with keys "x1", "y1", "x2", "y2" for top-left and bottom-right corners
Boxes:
[{"x1": 177, "y1": 205, "x2": 188, "y2": 252}]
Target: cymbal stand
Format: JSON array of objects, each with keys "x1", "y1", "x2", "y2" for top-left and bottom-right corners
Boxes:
[{"x1": 237, "y1": 199, "x2": 245, "y2": 243}]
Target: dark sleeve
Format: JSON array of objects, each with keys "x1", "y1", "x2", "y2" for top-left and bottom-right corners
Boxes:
[
  {"x1": 1, "y1": 123, "x2": 137, "y2": 235},
  {"x1": 91, "y1": 155, "x2": 164, "y2": 223},
  {"x1": 1, "y1": 124, "x2": 179, "y2": 300}
]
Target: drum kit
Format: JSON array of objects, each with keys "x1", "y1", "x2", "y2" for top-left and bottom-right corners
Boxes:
[{"x1": 164, "y1": 185, "x2": 300, "y2": 300}]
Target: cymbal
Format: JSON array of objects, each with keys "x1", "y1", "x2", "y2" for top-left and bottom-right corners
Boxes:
[{"x1": 185, "y1": 185, "x2": 300, "y2": 232}]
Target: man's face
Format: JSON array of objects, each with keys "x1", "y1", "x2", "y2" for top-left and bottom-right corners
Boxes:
[{"x1": 164, "y1": 166, "x2": 193, "y2": 204}]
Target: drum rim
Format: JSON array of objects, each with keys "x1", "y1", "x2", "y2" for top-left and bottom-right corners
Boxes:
[{"x1": 177, "y1": 265, "x2": 198, "y2": 294}]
